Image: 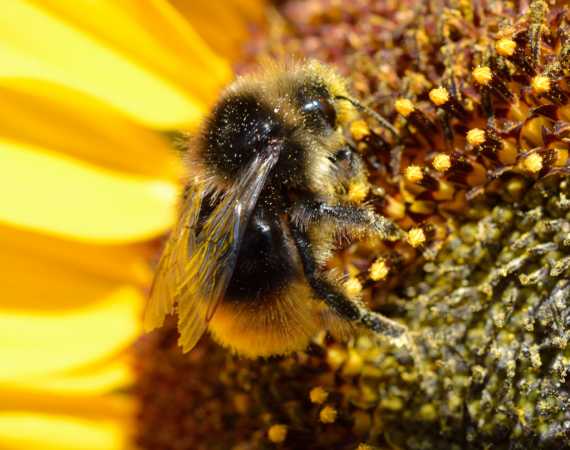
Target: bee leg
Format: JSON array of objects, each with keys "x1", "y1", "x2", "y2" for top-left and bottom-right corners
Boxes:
[
  {"x1": 290, "y1": 225, "x2": 409, "y2": 345},
  {"x1": 290, "y1": 200, "x2": 403, "y2": 241}
]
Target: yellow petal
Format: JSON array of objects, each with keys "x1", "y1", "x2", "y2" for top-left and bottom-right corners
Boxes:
[
  {"x1": 4, "y1": 358, "x2": 132, "y2": 395},
  {"x1": 0, "y1": 413, "x2": 132, "y2": 450},
  {"x1": 0, "y1": 387, "x2": 133, "y2": 420},
  {"x1": 27, "y1": 0, "x2": 231, "y2": 108},
  {"x1": 0, "y1": 224, "x2": 154, "y2": 288},
  {"x1": 171, "y1": 0, "x2": 262, "y2": 58},
  {"x1": 0, "y1": 141, "x2": 177, "y2": 243},
  {"x1": 1, "y1": 242, "x2": 133, "y2": 312},
  {"x1": 228, "y1": 0, "x2": 267, "y2": 22},
  {"x1": 0, "y1": 80, "x2": 183, "y2": 179},
  {"x1": 0, "y1": 285, "x2": 141, "y2": 380},
  {"x1": 0, "y1": 1, "x2": 210, "y2": 128}
]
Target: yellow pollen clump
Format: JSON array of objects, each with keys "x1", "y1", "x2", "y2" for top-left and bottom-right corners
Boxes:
[
  {"x1": 344, "y1": 277, "x2": 363, "y2": 297},
  {"x1": 523, "y1": 153, "x2": 543, "y2": 173},
  {"x1": 429, "y1": 87, "x2": 450, "y2": 106},
  {"x1": 310, "y1": 386, "x2": 329, "y2": 404},
  {"x1": 369, "y1": 258, "x2": 389, "y2": 281},
  {"x1": 531, "y1": 75, "x2": 551, "y2": 95},
  {"x1": 233, "y1": 393, "x2": 250, "y2": 414},
  {"x1": 385, "y1": 196, "x2": 406, "y2": 220},
  {"x1": 395, "y1": 98, "x2": 415, "y2": 117},
  {"x1": 472, "y1": 66, "x2": 493, "y2": 86},
  {"x1": 268, "y1": 424, "x2": 288, "y2": 443},
  {"x1": 343, "y1": 349, "x2": 363, "y2": 375},
  {"x1": 407, "y1": 228, "x2": 426, "y2": 248},
  {"x1": 320, "y1": 405, "x2": 338, "y2": 424},
  {"x1": 350, "y1": 119, "x2": 370, "y2": 140},
  {"x1": 405, "y1": 165, "x2": 423, "y2": 183},
  {"x1": 326, "y1": 346, "x2": 346, "y2": 369},
  {"x1": 432, "y1": 153, "x2": 451, "y2": 172},
  {"x1": 496, "y1": 38, "x2": 517, "y2": 56},
  {"x1": 416, "y1": 29, "x2": 429, "y2": 46},
  {"x1": 467, "y1": 128, "x2": 486, "y2": 146},
  {"x1": 348, "y1": 180, "x2": 370, "y2": 203}
]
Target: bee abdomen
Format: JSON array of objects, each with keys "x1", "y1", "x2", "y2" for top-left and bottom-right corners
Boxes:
[{"x1": 224, "y1": 210, "x2": 297, "y2": 302}]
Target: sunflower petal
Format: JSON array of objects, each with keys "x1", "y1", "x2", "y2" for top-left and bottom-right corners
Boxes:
[
  {"x1": 3, "y1": 358, "x2": 132, "y2": 395},
  {"x1": 0, "y1": 413, "x2": 132, "y2": 450},
  {"x1": 0, "y1": 285, "x2": 141, "y2": 380},
  {"x1": 0, "y1": 141, "x2": 177, "y2": 243},
  {"x1": 0, "y1": 1, "x2": 209, "y2": 128},
  {"x1": 25, "y1": 0, "x2": 232, "y2": 108},
  {"x1": 228, "y1": 0, "x2": 267, "y2": 22},
  {"x1": 0, "y1": 80, "x2": 183, "y2": 179},
  {"x1": 0, "y1": 224, "x2": 154, "y2": 288},
  {"x1": 0, "y1": 387, "x2": 133, "y2": 420},
  {"x1": 170, "y1": 0, "x2": 258, "y2": 58},
  {"x1": 1, "y1": 239, "x2": 144, "y2": 312}
]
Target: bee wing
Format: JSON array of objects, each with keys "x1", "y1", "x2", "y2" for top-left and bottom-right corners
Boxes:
[
  {"x1": 177, "y1": 148, "x2": 281, "y2": 351},
  {"x1": 143, "y1": 184, "x2": 203, "y2": 333},
  {"x1": 145, "y1": 144, "x2": 281, "y2": 353}
]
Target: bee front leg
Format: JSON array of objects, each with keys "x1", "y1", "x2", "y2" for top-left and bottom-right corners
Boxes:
[
  {"x1": 290, "y1": 224, "x2": 409, "y2": 345},
  {"x1": 290, "y1": 200, "x2": 403, "y2": 241}
]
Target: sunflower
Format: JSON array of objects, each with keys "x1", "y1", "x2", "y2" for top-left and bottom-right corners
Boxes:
[
  {"x1": 0, "y1": 1, "x2": 263, "y2": 448},
  {"x1": 7, "y1": 1, "x2": 570, "y2": 449}
]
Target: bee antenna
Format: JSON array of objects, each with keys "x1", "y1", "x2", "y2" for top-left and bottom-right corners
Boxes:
[{"x1": 335, "y1": 95, "x2": 400, "y2": 140}]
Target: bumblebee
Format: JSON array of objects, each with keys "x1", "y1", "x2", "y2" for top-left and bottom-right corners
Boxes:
[{"x1": 144, "y1": 60, "x2": 408, "y2": 358}]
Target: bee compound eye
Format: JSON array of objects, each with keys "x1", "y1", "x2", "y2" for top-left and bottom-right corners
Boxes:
[
  {"x1": 301, "y1": 96, "x2": 337, "y2": 129},
  {"x1": 333, "y1": 147, "x2": 353, "y2": 162}
]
